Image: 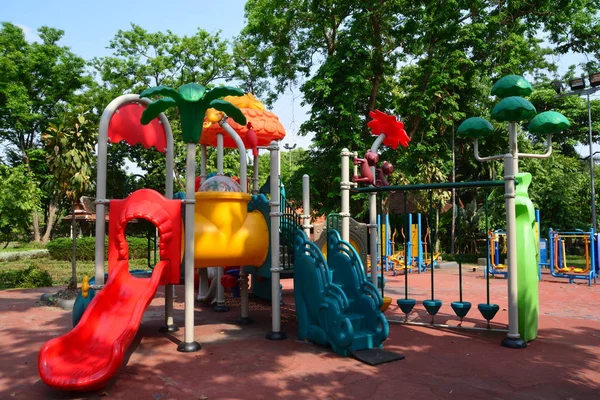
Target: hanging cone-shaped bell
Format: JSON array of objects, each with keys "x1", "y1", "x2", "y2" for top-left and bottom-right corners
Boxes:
[
  {"x1": 450, "y1": 301, "x2": 472, "y2": 319},
  {"x1": 397, "y1": 298, "x2": 416, "y2": 315},
  {"x1": 478, "y1": 303, "x2": 500, "y2": 322},
  {"x1": 423, "y1": 299, "x2": 443, "y2": 316}
]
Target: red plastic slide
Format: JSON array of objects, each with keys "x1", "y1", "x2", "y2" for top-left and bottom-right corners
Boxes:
[{"x1": 38, "y1": 259, "x2": 168, "y2": 391}]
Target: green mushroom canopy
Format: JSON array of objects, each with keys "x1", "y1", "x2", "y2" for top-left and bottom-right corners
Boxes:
[
  {"x1": 491, "y1": 96, "x2": 537, "y2": 122},
  {"x1": 528, "y1": 111, "x2": 571, "y2": 134},
  {"x1": 491, "y1": 75, "x2": 533, "y2": 98},
  {"x1": 457, "y1": 117, "x2": 494, "y2": 139}
]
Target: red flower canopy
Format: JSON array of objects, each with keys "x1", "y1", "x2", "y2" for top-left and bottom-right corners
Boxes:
[{"x1": 367, "y1": 110, "x2": 410, "y2": 149}]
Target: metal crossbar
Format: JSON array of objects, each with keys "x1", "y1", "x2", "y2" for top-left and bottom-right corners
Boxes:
[{"x1": 353, "y1": 180, "x2": 506, "y2": 193}]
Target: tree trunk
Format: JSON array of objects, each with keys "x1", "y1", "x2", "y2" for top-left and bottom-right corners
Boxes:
[
  {"x1": 70, "y1": 202, "x2": 78, "y2": 290},
  {"x1": 41, "y1": 201, "x2": 58, "y2": 244},
  {"x1": 32, "y1": 210, "x2": 41, "y2": 242}
]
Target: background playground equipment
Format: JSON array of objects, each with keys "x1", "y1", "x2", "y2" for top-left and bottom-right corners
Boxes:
[
  {"x1": 487, "y1": 230, "x2": 508, "y2": 278},
  {"x1": 385, "y1": 214, "x2": 427, "y2": 275},
  {"x1": 547, "y1": 228, "x2": 598, "y2": 285},
  {"x1": 487, "y1": 210, "x2": 542, "y2": 279}
]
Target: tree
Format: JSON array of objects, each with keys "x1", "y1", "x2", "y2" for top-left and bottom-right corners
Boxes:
[
  {"x1": 42, "y1": 109, "x2": 96, "y2": 289},
  {"x1": 241, "y1": 0, "x2": 600, "y2": 215},
  {"x1": 0, "y1": 22, "x2": 89, "y2": 242},
  {"x1": 0, "y1": 165, "x2": 41, "y2": 247}
]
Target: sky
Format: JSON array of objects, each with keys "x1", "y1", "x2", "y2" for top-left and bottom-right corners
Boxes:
[{"x1": 3, "y1": 0, "x2": 599, "y2": 160}]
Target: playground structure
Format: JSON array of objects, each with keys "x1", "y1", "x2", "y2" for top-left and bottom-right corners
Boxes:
[
  {"x1": 487, "y1": 230, "x2": 508, "y2": 278},
  {"x1": 546, "y1": 228, "x2": 598, "y2": 285},
  {"x1": 38, "y1": 90, "x2": 391, "y2": 392},
  {"x1": 36, "y1": 74, "x2": 574, "y2": 392}
]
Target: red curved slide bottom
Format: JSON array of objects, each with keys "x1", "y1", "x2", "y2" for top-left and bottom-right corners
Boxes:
[{"x1": 38, "y1": 260, "x2": 168, "y2": 391}]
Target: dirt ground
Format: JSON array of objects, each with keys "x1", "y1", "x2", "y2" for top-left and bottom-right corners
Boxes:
[{"x1": 1, "y1": 266, "x2": 599, "y2": 400}]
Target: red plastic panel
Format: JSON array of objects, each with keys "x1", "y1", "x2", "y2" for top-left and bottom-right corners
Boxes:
[
  {"x1": 108, "y1": 103, "x2": 167, "y2": 153},
  {"x1": 38, "y1": 260, "x2": 167, "y2": 391},
  {"x1": 108, "y1": 189, "x2": 181, "y2": 284}
]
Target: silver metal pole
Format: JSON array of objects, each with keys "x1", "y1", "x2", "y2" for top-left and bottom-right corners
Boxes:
[
  {"x1": 302, "y1": 174, "x2": 311, "y2": 237},
  {"x1": 266, "y1": 141, "x2": 286, "y2": 340},
  {"x1": 340, "y1": 148, "x2": 351, "y2": 243},
  {"x1": 368, "y1": 135, "x2": 386, "y2": 286},
  {"x1": 162, "y1": 114, "x2": 176, "y2": 333},
  {"x1": 200, "y1": 145, "x2": 207, "y2": 183},
  {"x1": 178, "y1": 143, "x2": 201, "y2": 352},
  {"x1": 588, "y1": 94, "x2": 597, "y2": 232},
  {"x1": 214, "y1": 133, "x2": 228, "y2": 312},
  {"x1": 501, "y1": 148, "x2": 525, "y2": 348},
  {"x1": 252, "y1": 155, "x2": 259, "y2": 195}
]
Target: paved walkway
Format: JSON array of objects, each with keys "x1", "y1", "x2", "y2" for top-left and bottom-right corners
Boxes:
[{"x1": 1, "y1": 267, "x2": 599, "y2": 399}]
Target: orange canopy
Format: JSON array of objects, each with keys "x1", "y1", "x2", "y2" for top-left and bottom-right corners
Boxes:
[{"x1": 200, "y1": 94, "x2": 286, "y2": 147}]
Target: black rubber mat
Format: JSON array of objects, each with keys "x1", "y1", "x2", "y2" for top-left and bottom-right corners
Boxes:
[{"x1": 349, "y1": 348, "x2": 405, "y2": 366}]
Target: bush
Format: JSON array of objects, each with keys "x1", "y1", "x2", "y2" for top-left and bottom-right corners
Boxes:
[
  {"x1": 0, "y1": 265, "x2": 53, "y2": 288},
  {"x1": 441, "y1": 253, "x2": 485, "y2": 264},
  {"x1": 47, "y1": 237, "x2": 151, "y2": 261}
]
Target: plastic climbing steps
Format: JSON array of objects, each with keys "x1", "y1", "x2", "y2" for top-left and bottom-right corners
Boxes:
[
  {"x1": 294, "y1": 229, "x2": 389, "y2": 356},
  {"x1": 249, "y1": 194, "x2": 302, "y2": 300}
]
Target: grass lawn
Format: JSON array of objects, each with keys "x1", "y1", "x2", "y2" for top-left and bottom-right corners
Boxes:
[
  {"x1": 0, "y1": 257, "x2": 151, "y2": 288},
  {"x1": 0, "y1": 242, "x2": 47, "y2": 253}
]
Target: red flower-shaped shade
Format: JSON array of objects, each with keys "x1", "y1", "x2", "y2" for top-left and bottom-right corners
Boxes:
[{"x1": 367, "y1": 110, "x2": 410, "y2": 149}]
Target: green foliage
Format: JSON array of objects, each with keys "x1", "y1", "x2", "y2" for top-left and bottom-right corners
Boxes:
[
  {"x1": 0, "y1": 265, "x2": 53, "y2": 289},
  {"x1": 47, "y1": 237, "x2": 149, "y2": 261},
  {"x1": 0, "y1": 22, "x2": 89, "y2": 164},
  {"x1": 241, "y1": 0, "x2": 600, "y2": 215},
  {"x1": 0, "y1": 165, "x2": 41, "y2": 244}
]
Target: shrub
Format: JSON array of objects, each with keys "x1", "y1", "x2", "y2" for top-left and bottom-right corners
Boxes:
[
  {"x1": 0, "y1": 265, "x2": 53, "y2": 289},
  {"x1": 47, "y1": 237, "x2": 151, "y2": 261}
]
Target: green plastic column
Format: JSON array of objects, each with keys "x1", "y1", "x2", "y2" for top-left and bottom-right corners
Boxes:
[{"x1": 514, "y1": 172, "x2": 538, "y2": 341}]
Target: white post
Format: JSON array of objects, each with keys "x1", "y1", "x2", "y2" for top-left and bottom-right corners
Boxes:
[
  {"x1": 217, "y1": 120, "x2": 250, "y2": 319},
  {"x1": 503, "y1": 152, "x2": 522, "y2": 346},
  {"x1": 266, "y1": 141, "x2": 286, "y2": 340},
  {"x1": 162, "y1": 117, "x2": 176, "y2": 333},
  {"x1": 213, "y1": 133, "x2": 228, "y2": 312},
  {"x1": 302, "y1": 174, "x2": 311, "y2": 237},
  {"x1": 178, "y1": 143, "x2": 201, "y2": 352},
  {"x1": 369, "y1": 193, "x2": 378, "y2": 286},
  {"x1": 217, "y1": 134, "x2": 224, "y2": 174},
  {"x1": 368, "y1": 135, "x2": 386, "y2": 286},
  {"x1": 252, "y1": 155, "x2": 260, "y2": 195},
  {"x1": 200, "y1": 145, "x2": 207, "y2": 182},
  {"x1": 340, "y1": 148, "x2": 351, "y2": 243}
]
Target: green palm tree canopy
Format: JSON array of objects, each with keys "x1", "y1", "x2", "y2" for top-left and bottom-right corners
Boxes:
[
  {"x1": 491, "y1": 96, "x2": 537, "y2": 122},
  {"x1": 491, "y1": 75, "x2": 533, "y2": 98},
  {"x1": 139, "y1": 84, "x2": 246, "y2": 143},
  {"x1": 457, "y1": 117, "x2": 494, "y2": 139},
  {"x1": 528, "y1": 111, "x2": 570, "y2": 134}
]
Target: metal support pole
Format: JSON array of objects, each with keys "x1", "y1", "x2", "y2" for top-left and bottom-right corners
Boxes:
[
  {"x1": 302, "y1": 174, "x2": 311, "y2": 237},
  {"x1": 340, "y1": 148, "x2": 351, "y2": 243},
  {"x1": 501, "y1": 152, "x2": 526, "y2": 348},
  {"x1": 369, "y1": 193, "x2": 378, "y2": 287},
  {"x1": 252, "y1": 155, "x2": 260, "y2": 195},
  {"x1": 177, "y1": 143, "x2": 201, "y2": 352},
  {"x1": 213, "y1": 133, "x2": 228, "y2": 312},
  {"x1": 368, "y1": 135, "x2": 386, "y2": 287},
  {"x1": 266, "y1": 141, "x2": 286, "y2": 340}
]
